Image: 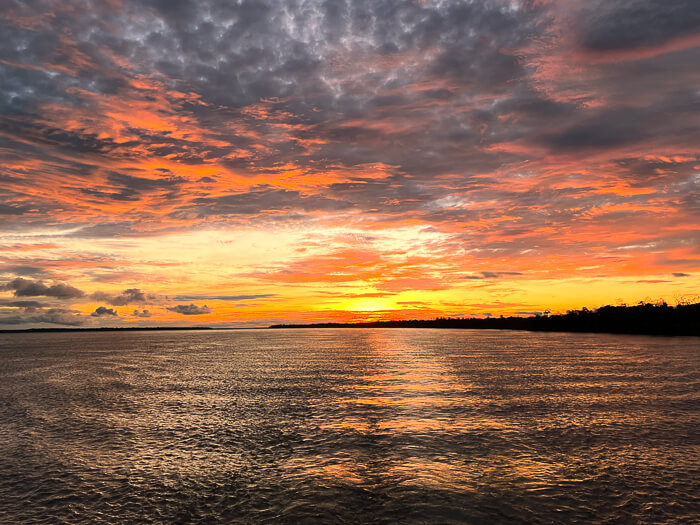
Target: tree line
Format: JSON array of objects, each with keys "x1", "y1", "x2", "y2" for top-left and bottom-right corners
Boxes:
[{"x1": 270, "y1": 301, "x2": 700, "y2": 336}]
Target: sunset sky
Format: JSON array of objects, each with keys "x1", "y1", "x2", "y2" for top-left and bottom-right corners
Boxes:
[{"x1": 1, "y1": 0, "x2": 698, "y2": 328}]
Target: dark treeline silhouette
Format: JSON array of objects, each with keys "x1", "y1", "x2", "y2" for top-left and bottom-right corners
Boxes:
[{"x1": 270, "y1": 301, "x2": 700, "y2": 336}]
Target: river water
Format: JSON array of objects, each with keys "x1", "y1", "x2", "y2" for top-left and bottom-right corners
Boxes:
[{"x1": 0, "y1": 328, "x2": 698, "y2": 523}]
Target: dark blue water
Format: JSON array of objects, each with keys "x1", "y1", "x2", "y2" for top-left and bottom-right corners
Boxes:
[{"x1": 0, "y1": 329, "x2": 698, "y2": 523}]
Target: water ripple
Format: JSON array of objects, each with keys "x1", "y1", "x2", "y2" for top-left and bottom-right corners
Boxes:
[{"x1": 0, "y1": 329, "x2": 698, "y2": 523}]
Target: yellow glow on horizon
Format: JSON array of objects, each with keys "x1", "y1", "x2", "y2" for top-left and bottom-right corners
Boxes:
[
  {"x1": 2, "y1": 223, "x2": 698, "y2": 328},
  {"x1": 341, "y1": 297, "x2": 396, "y2": 312}
]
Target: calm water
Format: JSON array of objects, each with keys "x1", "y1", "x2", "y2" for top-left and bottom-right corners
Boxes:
[{"x1": 0, "y1": 329, "x2": 698, "y2": 524}]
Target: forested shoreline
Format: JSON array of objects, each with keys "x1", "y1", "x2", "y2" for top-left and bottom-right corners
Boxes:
[{"x1": 270, "y1": 302, "x2": 700, "y2": 336}]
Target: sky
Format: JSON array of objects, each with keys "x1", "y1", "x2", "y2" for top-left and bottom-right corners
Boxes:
[{"x1": 1, "y1": 0, "x2": 699, "y2": 328}]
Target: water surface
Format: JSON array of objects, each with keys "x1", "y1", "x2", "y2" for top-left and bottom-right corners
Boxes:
[{"x1": 0, "y1": 329, "x2": 698, "y2": 523}]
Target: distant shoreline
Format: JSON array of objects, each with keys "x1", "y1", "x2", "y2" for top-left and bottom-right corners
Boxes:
[
  {"x1": 270, "y1": 302, "x2": 700, "y2": 337},
  {"x1": 2, "y1": 302, "x2": 698, "y2": 336},
  {"x1": 268, "y1": 321, "x2": 699, "y2": 337}
]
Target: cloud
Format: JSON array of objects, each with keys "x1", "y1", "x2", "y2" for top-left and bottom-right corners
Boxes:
[
  {"x1": 0, "y1": 265, "x2": 47, "y2": 276},
  {"x1": 0, "y1": 308, "x2": 84, "y2": 326},
  {"x1": 132, "y1": 309, "x2": 152, "y2": 318},
  {"x1": 0, "y1": 300, "x2": 50, "y2": 308},
  {"x1": 672, "y1": 272, "x2": 690, "y2": 277},
  {"x1": 34, "y1": 309, "x2": 85, "y2": 326},
  {"x1": 173, "y1": 294, "x2": 277, "y2": 301},
  {"x1": 574, "y1": 0, "x2": 700, "y2": 52},
  {"x1": 174, "y1": 187, "x2": 354, "y2": 219},
  {"x1": 80, "y1": 172, "x2": 187, "y2": 202},
  {"x1": 461, "y1": 271, "x2": 523, "y2": 280},
  {"x1": 91, "y1": 288, "x2": 154, "y2": 305},
  {"x1": 375, "y1": 277, "x2": 448, "y2": 293},
  {"x1": 166, "y1": 304, "x2": 212, "y2": 315},
  {"x1": 1, "y1": 278, "x2": 85, "y2": 298},
  {"x1": 91, "y1": 306, "x2": 118, "y2": 317}
]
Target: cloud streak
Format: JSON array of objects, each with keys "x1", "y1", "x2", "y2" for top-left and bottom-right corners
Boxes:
[{"x1": 173, "y1": 294, "x2": 278, "y2": 301}]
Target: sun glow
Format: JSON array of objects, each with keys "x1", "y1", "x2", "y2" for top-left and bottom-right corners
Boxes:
[{"x1": 342, "y1": 298, "x2": 395, "y2": 312}]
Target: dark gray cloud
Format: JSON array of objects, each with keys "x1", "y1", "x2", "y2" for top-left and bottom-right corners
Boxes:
[
  {"x1": 167, "y1": 303, "x2": 212, "y2": 315},
  {"x1": 0, "y1": 120, "x2": 122, "y2": 156},
  {"x1": 540, "y1": 108, "x2": 649, "y2": 151},
  {"x1": 80, "y1": 172, "x2": 187, "y2": 202},
  {"x1": 1, "y1": 277, "x2": 85, "y2": 298},
  {"x1": 0, "y1": 203, "x2": 32, "y2": 215},
  {"x1": 91, "y1": 288, "x2": 155, "y2": 305},
  {"x1": 91, "y1": 306, "x2": 118, "y2": 317},
  {"x1": 175, "y1": 187, "x2": 354, "y2": 218},
  {"x1": 0, "y1": 265, "x2": 47, "y2": 276},
  {"x1": 132, "y1": 309, "x2": 152, "y2": 317},
  {"x1": 0, "y1": 300, "x2": 49, "y2": 308},
  {"x1": 574, "y1": 0, "x2": 700, "y2": 51},
  {"x1": 0, "y1": 308, "x2": 84, "y2": 326}
]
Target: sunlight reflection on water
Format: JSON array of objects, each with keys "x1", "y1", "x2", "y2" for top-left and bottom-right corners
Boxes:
[{"x1": 0, "y1": 328, "x2": 698, "y2": 523}]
